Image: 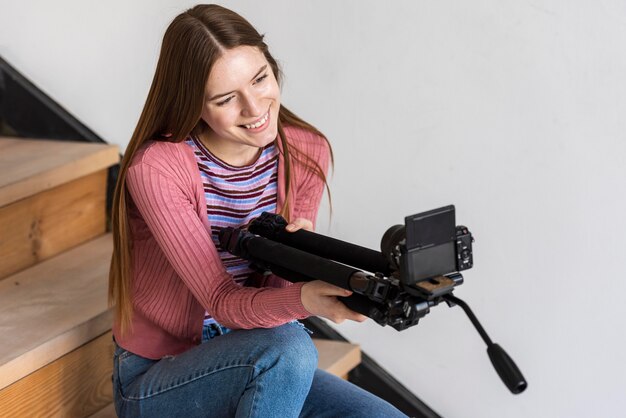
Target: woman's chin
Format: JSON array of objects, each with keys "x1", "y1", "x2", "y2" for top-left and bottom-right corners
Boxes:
[{"x1": 251, "y1": 127, "x2": 278, "y2": 147}]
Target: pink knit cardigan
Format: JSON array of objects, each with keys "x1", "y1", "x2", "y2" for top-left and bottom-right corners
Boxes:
[{"x1": 113, "y1": 126, "x2": 330, "y2": 359}]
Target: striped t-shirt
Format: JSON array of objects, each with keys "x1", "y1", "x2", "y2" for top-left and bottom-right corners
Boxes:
[{"x1": 186, "y1": 136, "x2": 279, "y2": 325}]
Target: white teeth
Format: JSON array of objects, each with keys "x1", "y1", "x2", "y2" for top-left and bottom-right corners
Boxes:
[{"x1": 244, "y1": 112, "x2": 268, "y2": 129}]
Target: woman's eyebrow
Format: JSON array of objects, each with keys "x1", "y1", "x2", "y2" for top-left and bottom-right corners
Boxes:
[{"x1": 207, "y1": 64, "x2": 268, "y2": 101}]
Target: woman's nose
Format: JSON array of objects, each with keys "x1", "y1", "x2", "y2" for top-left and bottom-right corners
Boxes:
[{"x1": 241, "y1": 92, "x2": 262, "y2": 117}]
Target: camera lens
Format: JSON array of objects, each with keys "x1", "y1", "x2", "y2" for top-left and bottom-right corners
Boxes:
[{"x1": 381, "y1": 224, "x2": 405, "y2": 267}]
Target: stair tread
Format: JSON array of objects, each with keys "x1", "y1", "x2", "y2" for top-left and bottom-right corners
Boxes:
[
  {"x1": 89, "y1": 404, "x2": 116, "y2": 418},
  {"x1": 313, "y1": 338, "x2": 361, "y2": 377},
  {"x1": 0, "y1": 234, "x2": 113, "y2": 390},
  {"x1": 0, "y1": 137, "x2": 119, "y2": 207}
]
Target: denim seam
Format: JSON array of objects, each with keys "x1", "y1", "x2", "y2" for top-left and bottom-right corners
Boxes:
[
  {"x1": 290, "y1": 320, "x2": 314, "y2": 335},
  {"x1": 120, "y1": 363, "x2": 256, "y2": 401},
  {"x1": 245, "y1": 366, "x2": 260, "y2": 418}
]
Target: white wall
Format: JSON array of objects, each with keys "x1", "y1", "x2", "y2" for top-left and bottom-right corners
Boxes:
[{"x1": 2, "y1": 1, "x2": 625, "y2": 416}]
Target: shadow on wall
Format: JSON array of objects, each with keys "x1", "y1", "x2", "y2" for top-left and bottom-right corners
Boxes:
[{"x1": 0, "y1": 55, "x2": 103, "y2": 142}]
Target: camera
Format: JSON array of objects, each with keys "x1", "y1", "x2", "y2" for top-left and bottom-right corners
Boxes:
[{"x1": 381, "y1": 205, "x2": 473, "y2": 290}]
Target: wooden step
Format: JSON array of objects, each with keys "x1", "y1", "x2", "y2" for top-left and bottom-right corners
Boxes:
[
  {"x1": 0, "y1": 169, "x2": 109, "y2": 280},
  {"x1": 314, "y1": 338, "x2": 361, "y2": 379},
  {"x1": 0, "y1": 137, "x2": 119, "y2": 280},
  {"x1": 0, "y1": 234, "x2": 113, "y2": 391},
  {"x1": 0, "y1": 331, "x2": 114, "y2": 418},
  {"x1": 88, "y1": 404, "x2": 117, "y2": 418},
  {"x1": 0, "y1": 137, "x2": 119, "y2": 207},
  {"x1": 87, "y1": 339, "x2": 361, "y2": 418}
]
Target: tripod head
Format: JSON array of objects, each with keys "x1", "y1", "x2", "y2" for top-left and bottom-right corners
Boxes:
[{"x1": 219, "y1": 206, "x2": 527, "y2": 394}]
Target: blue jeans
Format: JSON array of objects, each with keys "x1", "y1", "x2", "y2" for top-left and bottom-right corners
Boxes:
[{"x1": 113, "y1": 322, "x2": 407, "y2": 417}]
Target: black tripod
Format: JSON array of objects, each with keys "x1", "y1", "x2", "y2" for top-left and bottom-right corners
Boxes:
[{"x1": 219, "y1": 212, "x2": 527, "y2": 394}]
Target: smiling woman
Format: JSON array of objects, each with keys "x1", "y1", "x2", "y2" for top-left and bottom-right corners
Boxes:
[
  {"x1": 107, "y1": 3, "x2": 406, "y2": 418},
  {"x1": 199, "y1": 47, "x2": 281, "y2": 166}
]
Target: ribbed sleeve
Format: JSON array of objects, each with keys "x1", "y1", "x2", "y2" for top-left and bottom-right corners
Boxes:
[{"x1": 126, "y1": 158, "x2": 310, "y2": 331}]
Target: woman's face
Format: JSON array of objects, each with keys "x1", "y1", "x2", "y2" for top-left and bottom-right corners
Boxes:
[{"x1": 200, "y1": 46, "x2": 281, "y2": 166}]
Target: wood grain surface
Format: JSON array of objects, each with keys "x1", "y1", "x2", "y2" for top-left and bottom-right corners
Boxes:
[
  {"x1": 0, "y1": 137, "x2": 118, "y2": 207},
  {"x1": 0, "y1": 234, "x2": 113, "y2": 390},
  {"x1": 0, "y1": 170, "x2": 107, "y2": 280},
  {"x1": 0, "y1": 332, "x2": 114, "y2": 418}
]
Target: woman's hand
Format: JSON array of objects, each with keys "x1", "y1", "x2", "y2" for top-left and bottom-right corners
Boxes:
[
  {"x1": 286, "y1": 218, "x2": 367, "y2": 324},
  {"x1": 285, "y1": 217, "x2": 313, "y2": 232},
  {"x1": 300, "y1": 280, "x2": 368, "y2": 324}
]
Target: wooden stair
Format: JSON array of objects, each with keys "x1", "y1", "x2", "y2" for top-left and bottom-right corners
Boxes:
[
  {"x1": 0, "y1": 137, "x2": 361, "y2": 418},
  {"x1": 0, "y1": 137, "x2": 118, "y2": 418}
]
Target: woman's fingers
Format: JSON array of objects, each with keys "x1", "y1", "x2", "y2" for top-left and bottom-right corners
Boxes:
[
  {"x1": 285, "y1": 218, "x2": 313, "y2": 232},
  {"x1": 333, "y1": 300, "x2": 368, "y2": 323},
  {"x1": 300, "y1": 280, "x2": 368, "y2": 324},
  {"x1": 306, "y1": 280, "x2": 352, "y2": 298},
  {"x1": 318, "y1": 281, "x2": 352, "y2": 297},
  {"x1": 323, "y1": 297, "x2": 368, "y2": 324}
]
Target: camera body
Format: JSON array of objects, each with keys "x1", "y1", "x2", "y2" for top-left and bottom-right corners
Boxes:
[{"x1": 383, "y1": 205, "x2": 473, "y2": 288}]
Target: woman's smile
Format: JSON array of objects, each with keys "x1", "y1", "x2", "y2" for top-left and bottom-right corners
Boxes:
[{"x1": 241, "y1": 108, "x2": 270, "y2": 131}]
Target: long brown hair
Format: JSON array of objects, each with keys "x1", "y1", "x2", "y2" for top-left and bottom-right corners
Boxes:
[{"x1": 109, "y1": 4, "x2": 332, "y2": 334}]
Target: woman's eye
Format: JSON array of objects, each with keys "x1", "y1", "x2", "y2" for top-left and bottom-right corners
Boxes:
[
  {"x1": 216, "y1": 96, "x2": 234, "y2": 106},
  {"x1": 254, "y1": 74, "x2": 268, "y2": 84}
]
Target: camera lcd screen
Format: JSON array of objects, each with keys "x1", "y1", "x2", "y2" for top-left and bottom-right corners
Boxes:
[
  {"x1": 405, "y1": 242, "x2": 456, "y2": 283},
  {"x1": 405, "y1": 206, "x2": 456, "y2": 250},
  {"x1": 401, "y1": 205, "x2": 457, "y2": 285}
]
